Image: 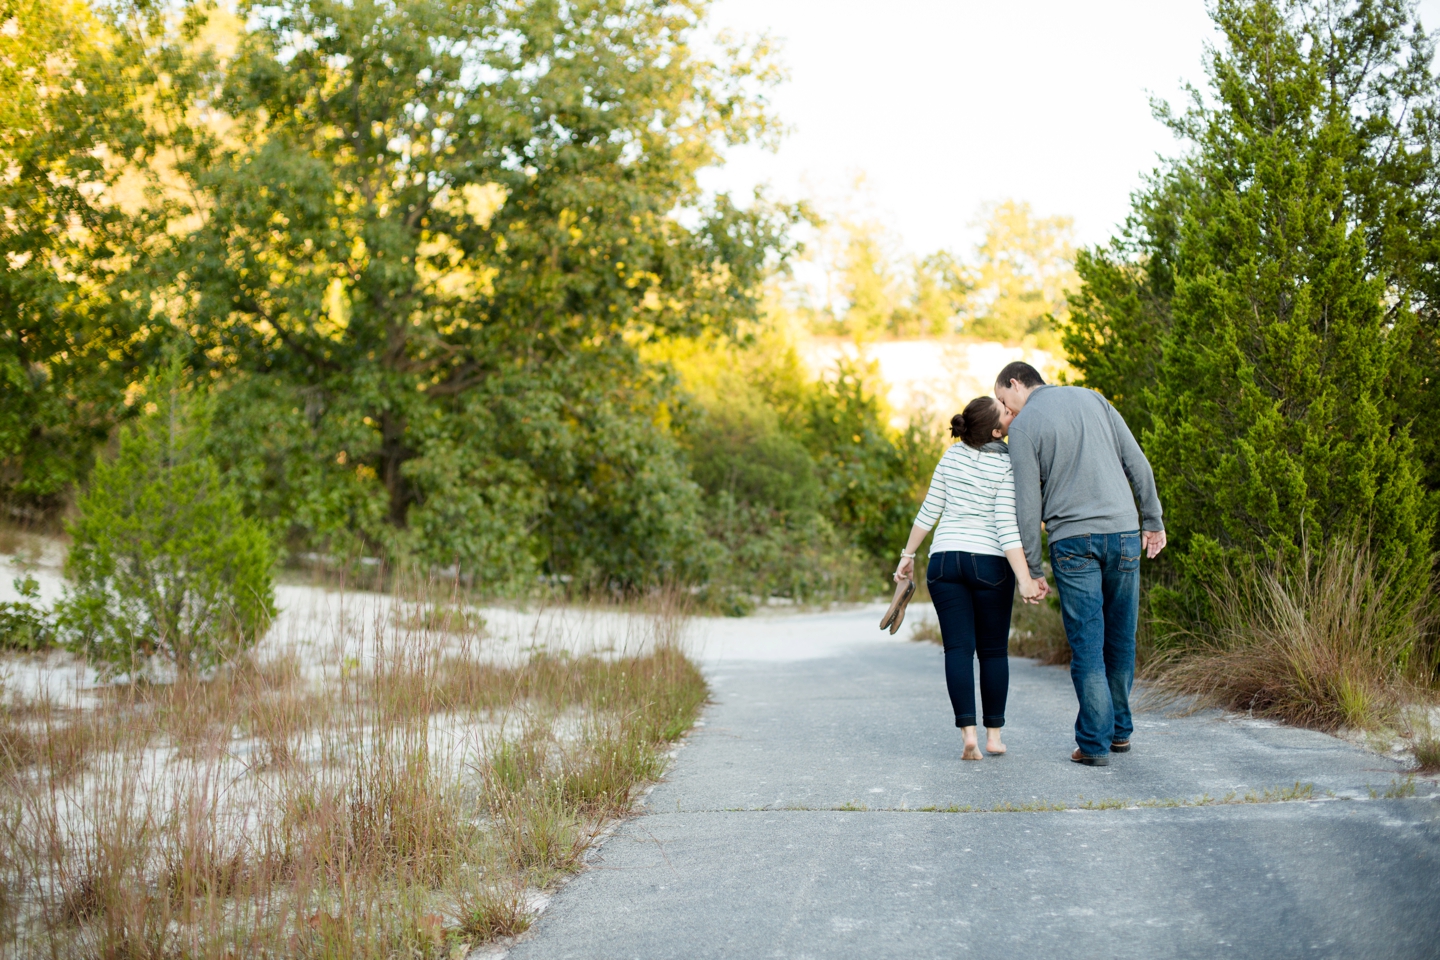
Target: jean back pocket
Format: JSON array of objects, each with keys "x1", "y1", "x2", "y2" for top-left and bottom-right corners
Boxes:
[
  {"x1": 1050, "y1": 534, "x2": 1095, "y2": 574},
  {"x1": 1119, "y1": 532, "x2": 1141, "y2": 572}
]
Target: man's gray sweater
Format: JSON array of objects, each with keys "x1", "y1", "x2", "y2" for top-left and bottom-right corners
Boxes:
[{"x1": 1007, "y1": 385, "x2": 1164, "y2": 579}]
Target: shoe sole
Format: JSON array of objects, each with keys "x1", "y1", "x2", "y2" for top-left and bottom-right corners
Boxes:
[
  {"x1": 1111, "y1": 741, "x2": 1131, "y2": 753},
  {"x1": 879, "y1": 579, "x2": 916, "y2": 634},
  {"x1": 1071, "y1": 754, "x2": 1109, "y2": 766}
]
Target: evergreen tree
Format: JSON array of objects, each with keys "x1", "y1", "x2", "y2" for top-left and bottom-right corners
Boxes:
[
  {"x1": 1142, "y1": 0, "x2": 1433, "y2": 594},
  {"x1": 60, "y1": 360, "x2": 276, "y2": 676},
  {"x1": 1067, "y1": 0, "x2": 1440, "y2": 473}
]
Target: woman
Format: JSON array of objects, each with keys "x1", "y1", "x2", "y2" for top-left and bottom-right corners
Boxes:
[{"x1": 895, "y1": 396, "x2": 1042, "y2": 760}]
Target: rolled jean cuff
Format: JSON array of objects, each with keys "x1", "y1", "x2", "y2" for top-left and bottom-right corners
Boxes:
[
  {"x1": 983, "y1": 716, "x2": 1005, "y2": 728},
  {"x1": 955, "y1": 715, "x2": 977, "y2": 728}
]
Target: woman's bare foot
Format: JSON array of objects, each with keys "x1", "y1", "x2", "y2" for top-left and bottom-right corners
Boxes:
[
  {"x1": 960, "y1": 725, "x2": 982, "y2": 761},
  {"x1": 985, "y1": 728, "x2": 1006, "y2": 755}
]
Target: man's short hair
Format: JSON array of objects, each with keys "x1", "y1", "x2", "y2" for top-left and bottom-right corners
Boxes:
[{"x1": 996, "y1": 361, "x2": 1045, "y2": 390}]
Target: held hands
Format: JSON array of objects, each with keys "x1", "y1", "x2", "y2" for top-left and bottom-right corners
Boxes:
[{"x1": 1018, "y1": 576, "x2": 1049, "y2": 604}]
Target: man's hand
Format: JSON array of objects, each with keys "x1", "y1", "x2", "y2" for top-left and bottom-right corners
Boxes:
[
  {"x1": 1142, "y1": 529, "x2": 1167, "y2": 559},
  {"x1": 1031, "y1": 576, "x2": 1049, "y2": 602}
]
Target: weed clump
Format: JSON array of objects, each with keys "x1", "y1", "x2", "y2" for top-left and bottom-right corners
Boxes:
[
  {"x1": 1145, "y1": 538, "x2": 1425, "y2": 731},
  {"x1": 1414, "y1": 736, "x2": 1440, "y2": 773}
]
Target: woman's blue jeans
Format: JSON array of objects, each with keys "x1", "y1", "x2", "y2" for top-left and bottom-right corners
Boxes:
[
  {"x1": 926, "y1": 551, "x2": 1013, "y2": 728},
  {"x1": 1049, "y1": 532, "x2": 1141, "y2": 758}
]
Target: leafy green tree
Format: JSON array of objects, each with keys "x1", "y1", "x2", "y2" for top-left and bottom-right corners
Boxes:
[
  {"x1": 150, "y1": 0, "x2": 793, "y2": 586},
  {"x1": 1133, "y1": 1, "x2": 1434, "y2": 603},
  {"x1": 60, "y1": 362, "x2": 276, "y2": 676},
  {"x1": 0, "y1": 0, "x2": 187, "y2": 514}
]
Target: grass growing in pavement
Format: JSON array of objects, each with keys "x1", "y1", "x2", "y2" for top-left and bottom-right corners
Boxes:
[
  {"x1": 750, "y1": 782, "x2": 1322, "y2": 815},
  {"x1": 0, "y1": 580, "x2": 707, "y2": 958},
  {"x1": 1371, "y1": 776, "x2": 1418, "y2": 799}
]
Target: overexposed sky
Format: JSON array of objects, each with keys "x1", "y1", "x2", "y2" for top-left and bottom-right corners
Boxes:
[{"x1": 699, "y1": 0, "x2": 1440, "y2": 256}]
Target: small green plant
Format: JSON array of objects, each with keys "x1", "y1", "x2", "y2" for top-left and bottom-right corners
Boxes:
[
  {"x1": 1371, "y1": 776, "x2": 1418, "y2": 799},
  {"x1": 57, "y1": 360, "x2": 276, "y2": 677},
  {"x1": 0, "y1": 573, "x2": 54, "y2": 651}
]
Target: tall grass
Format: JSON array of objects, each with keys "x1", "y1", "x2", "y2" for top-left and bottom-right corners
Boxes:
[
  {"x1": 0, "y1": 578, "x2": 707, "y2": 957},
  {"x1": 1144, "y1": 538, "x2": 1429, "y2": 731}
]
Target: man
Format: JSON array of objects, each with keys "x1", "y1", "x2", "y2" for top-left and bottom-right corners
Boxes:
[{"x1": 995, "y1": 361, "x2": 1165, "y2": 766}]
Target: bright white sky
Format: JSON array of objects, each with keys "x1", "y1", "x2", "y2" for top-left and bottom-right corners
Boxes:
[{"x1": 699, "y1": 0, "x2": 1440, "y2": 257}]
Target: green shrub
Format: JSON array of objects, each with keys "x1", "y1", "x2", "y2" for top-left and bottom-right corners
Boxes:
[
  {"x1": 0, "y1": 574, "x2": 55, "y2": 651},
  {"x1": 58, "y1": 365, "x2": 276, "y2": 676}
]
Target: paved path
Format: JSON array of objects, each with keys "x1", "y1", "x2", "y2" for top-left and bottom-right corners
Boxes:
[{"x1": 508, "y1": 607, "x2": 1440, "y2": 960}]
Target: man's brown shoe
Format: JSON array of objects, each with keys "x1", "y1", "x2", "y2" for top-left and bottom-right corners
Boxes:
[
  {"x1": 1070, "y1": 748, "x2": 1109, "y2": 766},
  {"x1": 1111, "y1": 739, "x2": 1131, "y2": 753},
  {"x1": 879, "y1": 577, "x2": 916, "y2": 634}
]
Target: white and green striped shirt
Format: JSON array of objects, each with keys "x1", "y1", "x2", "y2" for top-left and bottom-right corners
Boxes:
[{"x1": 914, "y1": 441, "x2": 1022, "y2": 557}]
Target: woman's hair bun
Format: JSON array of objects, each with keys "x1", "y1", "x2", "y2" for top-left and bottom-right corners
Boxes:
[{"x1": 950, "y1": 414, "x2": 965, "y2": 438}]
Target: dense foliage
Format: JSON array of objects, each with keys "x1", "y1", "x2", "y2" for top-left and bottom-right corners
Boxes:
[
  {"x1": 0, "y1": 0, "x2": 183, "y2": 515},
  {"x1": 654, "y1": 327, "x2": 942, "y2": 610},
  {"x1": 0, "y1": 0, "x2": 940, "y2": 601},
  {"x1": 1065, "y1": 0, "x2": 1440, "y2": 636}
]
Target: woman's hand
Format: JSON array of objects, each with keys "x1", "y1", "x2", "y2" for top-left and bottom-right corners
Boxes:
[
  {"x1": 894, "y1": 555, "x2": 915, "y2": 582},
  {"x1": 1018, "y1": 576, "x2": 1043, "y2": 603}
]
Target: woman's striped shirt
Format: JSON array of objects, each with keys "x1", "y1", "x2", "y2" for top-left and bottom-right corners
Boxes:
[{"x1": 913, "y1": 440, "x2": 1022, "y2": 557}]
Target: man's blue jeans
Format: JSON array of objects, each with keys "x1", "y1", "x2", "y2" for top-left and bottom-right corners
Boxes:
[{"x1": 1049, "y1": 532, "x2": 1141, "y2": 758}]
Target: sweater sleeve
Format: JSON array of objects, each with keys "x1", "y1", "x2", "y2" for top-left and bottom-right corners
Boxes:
[
  {"x1": 993, "y1": 459, "x2": 1022, "y2": 551},
  {"x1": 1106, "y1": 400, "x2": 1164, "y2": 532},
  {"x1": 913, "y1": 456, "x2": 948, "y2": 531},
  {"x1": 1008, "y1": 426, "x2": 1045, "y2": 578}
]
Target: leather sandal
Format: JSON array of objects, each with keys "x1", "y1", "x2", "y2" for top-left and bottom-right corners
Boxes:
[
  {"x1": 1110, "y1": 739, "x2": 1131, "y2": 753},
  {"x1": 879, "y1": 577, "x2": 916, "y2": 634},
  {"x1": 1070, "y1": 748, "x2": 1109, "y2": 766}
]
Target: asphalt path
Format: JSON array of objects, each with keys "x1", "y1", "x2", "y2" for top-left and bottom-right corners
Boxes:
[{"x1": 506, "y1": 606, "x2": 1440, "y2": 960}]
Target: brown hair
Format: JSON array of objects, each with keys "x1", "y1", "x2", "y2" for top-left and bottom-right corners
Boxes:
[
  {"x1": 995, "y1": 360, "x2": 1045, "y2": 390},
  {"x1": 950, "y1": 396, "x2": 1003, "y2": 449}
]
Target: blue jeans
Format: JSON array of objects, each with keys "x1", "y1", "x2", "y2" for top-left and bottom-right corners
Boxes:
[
  {"x1": 927, "y1": 551, "x2": 1014, "y2": 728},
  {"x1": 1049, "y1": 532, "x2": 1141, "y2": 757}
]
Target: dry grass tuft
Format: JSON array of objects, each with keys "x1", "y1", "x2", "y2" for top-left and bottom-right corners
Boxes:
[
  {"x1": 457, "y1": 880, "x2": 534, "y2": 940},
  {"x1": 0, "y1": 581, "x2": 706, "y2": 956},
  {"x1": 1414, "y1": 735, "x2": 1440, "y2": 773},
  {"x1": 908, "y1": 617, "x2": 941, "y2": 645},
  {"x1": 1144, "y1": 539, "x2": 1426, "y2": 731}
]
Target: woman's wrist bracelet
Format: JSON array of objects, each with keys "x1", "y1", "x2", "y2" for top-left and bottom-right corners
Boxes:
[{"x1": 900, "y1": 551, "x2": 916, "y2": 559}]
